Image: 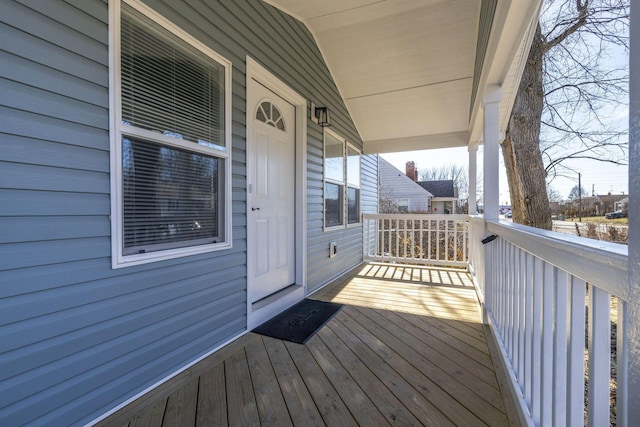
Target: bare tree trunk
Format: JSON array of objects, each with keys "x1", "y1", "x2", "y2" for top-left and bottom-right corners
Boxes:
[{"x1": 504, "y1": 24, "x2": 552, "y2": 230}]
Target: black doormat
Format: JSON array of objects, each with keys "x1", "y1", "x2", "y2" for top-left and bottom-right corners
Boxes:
[{"x1": 252, "y1": 299, "x2": 343, "y2": 344}]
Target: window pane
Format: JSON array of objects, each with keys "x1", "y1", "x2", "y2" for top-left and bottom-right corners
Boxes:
[
  {"x1": 324, "y1": 132, "x2": 344, "y2": 182},
  {"x1": 348, "y1": 187, "x2": 360, "y2": 224},
  {"x1": 397, "y1": 198, "x2": 409, "y2": 213},
  {"x1": 123, "y1": 137, "x2": 220, "y2": 254},
  {"x1": 325, "y1": 182, "x2": 343, "y2": 227},
  {"x1": 347, "y1": 146, "x2": 360, "y2": 186},
  {"x1": 121, "y1": 4, "x2": 225, "y2": 148}
]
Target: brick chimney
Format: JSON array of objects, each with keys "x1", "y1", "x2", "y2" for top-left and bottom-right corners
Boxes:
[{"x1": 405, "y1": 161, "x2": 417, "y2": 181}]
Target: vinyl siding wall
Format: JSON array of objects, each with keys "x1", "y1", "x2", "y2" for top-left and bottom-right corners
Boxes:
[{"x1": 0, "y1": 0, "x2": 371, "y2": 424}]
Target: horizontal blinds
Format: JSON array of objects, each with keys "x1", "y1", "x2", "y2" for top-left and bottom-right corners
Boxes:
[
  {"x1": 120, "y1": 3, "x2": 225, "y2": 148},
  {"x1": 122, "y1": 137, "x2": 220, "y2": 254}
]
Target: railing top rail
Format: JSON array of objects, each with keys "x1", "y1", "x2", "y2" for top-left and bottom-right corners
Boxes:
[
  {"x1": 364, "y1": 213, "x2": 470, "y2": 221},
  {"x1": 481, "y1": 218, "x2": 628, "y2": 300}
]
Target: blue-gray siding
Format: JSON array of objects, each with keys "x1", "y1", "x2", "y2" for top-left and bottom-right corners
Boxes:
[{"x1": 0, "y1": 0, "x2": 372, "y2": 425}]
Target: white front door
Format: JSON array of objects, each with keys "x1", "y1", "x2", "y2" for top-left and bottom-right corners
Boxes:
[{"x1": 247, "y1": 78, "x2": 296, "y2": 303}]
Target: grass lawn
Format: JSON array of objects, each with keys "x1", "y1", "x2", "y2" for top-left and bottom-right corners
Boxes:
[{"x1": 564, "y1": 215, "x2": 628, "y2": 225}]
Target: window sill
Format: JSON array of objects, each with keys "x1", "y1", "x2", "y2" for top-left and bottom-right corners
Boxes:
[{"x1": 112, "y1": 241, "x2": 232, "y2": 269}]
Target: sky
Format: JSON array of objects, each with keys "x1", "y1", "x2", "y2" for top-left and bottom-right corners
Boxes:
[{"x1": 380, "y1": 145, "x2": 629, "y2": 205}]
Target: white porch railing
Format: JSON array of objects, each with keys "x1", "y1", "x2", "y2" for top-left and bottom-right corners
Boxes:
[
  {"x1": 363, "y1": 214, "x2": 469, "y2": 268},
  {"x1": 361, "y1": 213, "x2": 630, "y2": 426},
  {"x1": 469, "y1": 217, "x2": 629, "y2": 427}
]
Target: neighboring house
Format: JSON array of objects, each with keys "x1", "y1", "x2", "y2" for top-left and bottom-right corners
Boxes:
[
  {"x1": 616, "y1": 197, "x2": 629, "y2": 214},
  {"x1": 0, "y1": 0, "x2": 546, "y2": 425},
  {"x1": 599, "y1": 193, "x2": 628, "y2": 214},
  {"x1": 417, "y1": 180, "x2": 459, "y2": 214},
  {"x1": 378, "y1": 158, "x2": 433, "y2": 213},
  {"x1": 569, "y1": 195, "x2": 601, "y2": 216},
  {"x1": 564, "y1": 193, "x2": 628, "y2": 216}
]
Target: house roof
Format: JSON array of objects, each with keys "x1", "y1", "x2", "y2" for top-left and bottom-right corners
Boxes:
[
  {"x1": 417, "y1": 180, "x2": 458, "y2": 198},
  {"x1": 265, "y1": 0, "x2": 542, "y2": 154},
  {"x1": 597, "y1": 194, "x2": 628, "y2": 204}
]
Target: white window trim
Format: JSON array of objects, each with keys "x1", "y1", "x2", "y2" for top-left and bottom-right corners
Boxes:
[
  {"x1": 323, "y1": 129, "x2": 362, "y2": 231},
  {"x1": 346, "y1": 141, "x2": 362, "y2": 227},
  {"x1": 109, "y1": 0, "x2": 233, "y2": 268}
]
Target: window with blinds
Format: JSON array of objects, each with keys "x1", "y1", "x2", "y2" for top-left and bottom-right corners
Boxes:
[
  {"x1": 111, "y1": 1, "x2": 231, "y2": 266},
  {"x1": 120, "y1": 4, "x2": 225, "y2": 150}
]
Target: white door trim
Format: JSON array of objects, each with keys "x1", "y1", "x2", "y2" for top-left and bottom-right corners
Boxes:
[{"x1": 245, "y1": 56, "x2": 307, "y2": 329}]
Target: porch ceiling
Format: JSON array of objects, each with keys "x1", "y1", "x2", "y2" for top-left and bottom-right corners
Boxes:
[{"x1": 265, "y1": 0, "x2": 542, "y2": 154}]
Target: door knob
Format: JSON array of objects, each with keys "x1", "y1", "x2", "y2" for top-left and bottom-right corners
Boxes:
[{"x1": 252, "y1": 207, "x2": 260, "y2": 211}]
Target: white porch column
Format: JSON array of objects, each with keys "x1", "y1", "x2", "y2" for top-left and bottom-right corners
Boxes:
[
  {"x1": 483, "y1": 85, "x2": 502, "y2": 221},
  {"x1": 468, "y1": 141, "x2": 478, "y2": 215},
  {"x1": 627, "y1": 1, "x2": 640, "y2": 424}
]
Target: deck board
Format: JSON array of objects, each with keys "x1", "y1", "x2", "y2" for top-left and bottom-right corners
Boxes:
[
  {"x1": 162, "y1": 379, "x2": 198, "y2": 427},
  {"x1": 96, "y1": 263, "x2": 516, "y2": 427},
  {"x1": 315, "y1": 325, "x2": 423, "y2": 426},
  {"x1": 244, "y1": 337, "x2": 292, "y2": 427},
  {"x1": 303, "y1": 335, "x2": 390, "y2": 426},
  {"x1": 225, "y1": 350, "x2": 260, "y2": 426},
  {"x1": 196, "y1": 363, "x2": 227, "y2": 426},
  {"x1": 261, "y1": 337, "x2": 324, "y2": 427}
]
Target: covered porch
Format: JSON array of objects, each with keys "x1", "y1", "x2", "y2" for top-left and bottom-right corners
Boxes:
[
  {"x1": 96, "y1": 210, "x2": 629, "y2": 426},
  {"x1": 96, "y1": 262, "x2": 515, "y2": 426}
]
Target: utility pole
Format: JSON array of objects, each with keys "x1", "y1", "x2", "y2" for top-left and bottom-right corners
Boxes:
[{"x1": 578, "y1": 172, "x2": 582, "y2": 222}]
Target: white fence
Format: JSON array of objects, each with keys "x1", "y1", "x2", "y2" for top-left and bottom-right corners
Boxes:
[
  {"x1": 470, "y1": 218, "x2": 629, "y2": 426},
  {"x1": 363, "y1": 214, "x2": 469, "y2": 268}
]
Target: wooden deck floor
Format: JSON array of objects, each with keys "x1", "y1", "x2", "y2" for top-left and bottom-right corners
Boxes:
[{"x1": 97, "y1": 263, "x2": 515, "y2": 426}]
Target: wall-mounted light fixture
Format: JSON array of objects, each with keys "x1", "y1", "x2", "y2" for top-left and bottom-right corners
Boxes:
[{"x1": 310, "y1": 102, "x2": 331, "y2": 127}]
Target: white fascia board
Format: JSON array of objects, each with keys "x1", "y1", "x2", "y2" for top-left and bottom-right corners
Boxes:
[{"x1": 363, "y1": 131, "x2": 469, "y2": 155}]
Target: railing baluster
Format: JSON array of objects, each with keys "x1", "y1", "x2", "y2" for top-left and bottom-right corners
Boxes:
[
  {"x1": 382, "y1": 218, "x2": 387, "y2": 260},
  {"x1": 445, "y1": 219, "x2": 449, "y2": 261},
  {"x1": 463, "y1": 221, "x2": 468, "y2": 262},
  {"x1": 553, "y1": 270, "x2": 569, "y2": 425},
  {"x1": 524, "y1": 252, "x2": 534, "y2": 408},
  {"x1": 411, "y1": 219, "x2": 415, "y2": 260},
  {"x1": 511, "y1": 245, "x2": 520, "y2": 377},
  {"x1": 509, "y1": 242, "x2": 516, "y2": 365},
  {"x1": 427, "y1": 219, "x2": 432, "y2": 262},
  {"x1": 435, "y1": 219, "x2": 440, "y2": 262},
  {"x1": 568, "y1": 277, "x2": 586, "y2": 427},
  {"x1": 541, "y1": 262, "x2": 555, "y2": 426},
  {"x1": 498, "y1": 239, "x2": 505, "y2": 338},
  {"x1": 531, "y1": 257, "x2": 543, "y2": 425},
  {"x1": 587, "y1": 284, "x2": 611, "y2": 427},
  {"x1": 502, "y1": 240, "x2": 508, "y2": 340},
  {"x1": 395, "y1": 218, "x2": 399, "y2": 261},
  {"x1": 616, "y1": 298, "x2": 628, "y2": 427},
  {"x1": 517, "y1": 248, "x2": 526, "y2": 387}
]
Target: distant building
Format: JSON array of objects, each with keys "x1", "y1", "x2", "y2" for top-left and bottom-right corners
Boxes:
[
  {"x1": 378, "y1": 158, "x2": 433, "y2": 213},
  {"x1": 417, "y1": 180, "x2": 459, "y2": 214},
  {"x1": 615, "y1": 197, "x2": 629, "y2": 214},
  {"x1": 563, "y1": 193, "x2": 627, "y2": 216},
  {"x1": 598, "y1": 193, "x2": 627, "y2": 214}
]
